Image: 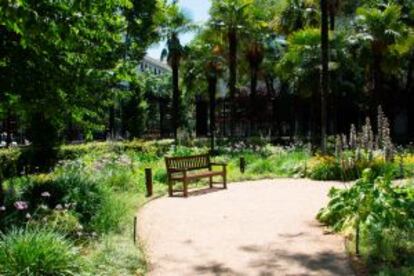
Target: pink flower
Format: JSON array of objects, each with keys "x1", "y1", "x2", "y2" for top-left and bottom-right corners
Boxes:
[
  {"x1": 14, "y1": 201, "x2": 28, "y2": 210},
  {"x1": 41, "y1": 191, "x2": 51, "y2": 197}
]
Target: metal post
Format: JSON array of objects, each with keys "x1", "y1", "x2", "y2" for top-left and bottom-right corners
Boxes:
[
  {"x1": 240, "y1": 157, "x2": 245, "y2": 174},
  {"x1": 133, "y1": 216, "x2": 137, "y2": 244},
  {"x1": 145, "y1": 168, "x2": 153, "y2": 197}
]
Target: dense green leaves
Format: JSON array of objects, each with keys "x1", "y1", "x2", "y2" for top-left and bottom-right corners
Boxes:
[{"x1": 318, "y1": 170, "x2": 414, "y2": 271}]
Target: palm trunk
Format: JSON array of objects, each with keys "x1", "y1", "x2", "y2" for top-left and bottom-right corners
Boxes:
[
  {"x1": 109, "y1": 106, "x2": 115, "y2": 139},
  {"x1": 159, "y1": 98, "x2": 165, "y2": 138},
  {"x1": 208, "y1": 75, "x2": 217, "y2": 153},
  {"x1": 329, "y1": 6, "x2": 335, "y2": 31},
  {"x1": 172, "y1": 57, "x2": 180, "y2": 143},
  {"x1": 5, "y1": 109, "x2": 12, "y2": 147},
  {"x1": 405, "y1": 51, "x2": 414, "y2": 139},
  {"x1": 372, "y1": 52, "x2": 383, "y2": 112},
  {"x1": 228, "y1": 28, "x2": 237, "y2": 137},
  {"x1": 320, "y1": 0, "x2": 329, "y2": 152},
  {"x1": 250, "y1": 65, "x2": 258, "y2": 135}
]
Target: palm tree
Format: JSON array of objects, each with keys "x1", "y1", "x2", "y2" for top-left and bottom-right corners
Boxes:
[
  {"x1": 277, "y1": 28, "x2": 326, "y2": 142},
  {"x1": 320, "y1": 0, "x2": 329, "y2": 152},
  {"x1": 182, "y1": 31, "x2": 225, "y2": 152},
  {"x1": 245, "y1": 40, "x2": 264, "y2": 134},
  {"x1": 275, "y1": 0, "x2": 319, "y2": 35},
  {"x1": 210, "y1": 0, "x2": 251, "y2": 137},
  {"x1": 160, "y1": 1, "x2": 193, "y2": 142},
  {"x1": 353, "y1": 4, "x2": 406, "y2": 108},
  {"x1": 205, "y1": 46, "x2": 224, "y2": 153}
]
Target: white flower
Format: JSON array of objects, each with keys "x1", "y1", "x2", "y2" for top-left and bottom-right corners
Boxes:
[
  {"x1": 0, "y1": 206, "x2": 6, "y2": 211},
  {"x1": 25, "y1": 213, "x2": 32, "y2": 219},
  {"x1": 55, "y1": 204, "x2": 63, "y2": 210},
  {"x1": 41, "y1": 191, "x2": 51, "y2": 197}
]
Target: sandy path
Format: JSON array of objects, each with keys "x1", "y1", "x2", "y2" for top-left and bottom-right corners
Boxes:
[{"x1": 137, "y1": 179, "x2": 353, "y2": 276}]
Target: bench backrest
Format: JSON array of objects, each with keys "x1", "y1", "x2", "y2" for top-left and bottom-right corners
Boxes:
[{"x1": 165, "y1": 154, "x2": 210, "y2": 171}]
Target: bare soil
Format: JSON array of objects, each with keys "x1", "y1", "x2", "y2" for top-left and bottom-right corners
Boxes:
[{"x1": 137, "y1": 179, "x2": 354, "y2": 276}]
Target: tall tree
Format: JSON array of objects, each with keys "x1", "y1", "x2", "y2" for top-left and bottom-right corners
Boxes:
[
  {"x1": 352, "y1": 4, "x2": 406, "y2": 109},
  {"x1": 0, "y1": 0, "x2": 138, "y2": 168},
  {"x1": 210, "y1": 0, "x2": 251, "y2": 137},
  {"x1": 160, "y1": 1, "x2": 193, "y2": 142},
  {"x1": 182, "y1": 30, "x2": 225, "y2": 152},
  {"x1": 320, "y1": 0, "x2": 329, "y2": 152}
]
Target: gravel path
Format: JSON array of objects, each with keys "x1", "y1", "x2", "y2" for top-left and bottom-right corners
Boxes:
[{"x1": 137, "y1": 179, "x2": 354, "y2": 276}]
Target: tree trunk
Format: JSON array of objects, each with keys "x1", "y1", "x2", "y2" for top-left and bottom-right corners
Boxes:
[
  {"x1": 372, "y1": 51, "x2": 383, "y2": 112},
  {"x1": 329, "y1": 6, "x2": 335, "y2": 31},
  {"x1": 5, "y1": 109, "x2": 12, "y2": 147},
  {"x1": 208, "y1": 75, "x2": 217, "y2": 153},
  {"x1": 228, "y1": 29, "x2": 238, "y2": 137},
  {"x1": 406, "y1": 51, "x2": 414, "y2": 139},
  {"x1": 172, "y1": 57, "x2": 180, "y2": 143},
  {"x1": 109, "y1": 106, "x2": 115, "y2": 139},
  {"x1": 320, "y1": 0, "x2": 329, "y2": 152},
  {"x1": 159, "y1": 98, "x2": 165, "y2": 138},
  {"x1": 250, "y1": 65, "x2": 258, "y2": 135}
]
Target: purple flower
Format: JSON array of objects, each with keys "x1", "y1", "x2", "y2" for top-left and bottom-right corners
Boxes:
[
  {"x1": 14, "y1": 201, "x2": 28, "y2": 210},
  {"x1": 0, "y1": 206, "x2": 6, "y2": 211},
  {"x1": 41, "y1": 191, "x2": 51, "y2": 197}
]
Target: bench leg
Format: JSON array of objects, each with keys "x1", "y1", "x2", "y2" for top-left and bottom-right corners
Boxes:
[
  {"x1": 168, "y1": 179, "x2": 173, "y2": 197},
  {"x1": 209, "y1": 176, "x2": 213, "y2": 188},
  {"x1": 223, "y1": 169, "x2": 227, "y2": 189},
  {"x1": 183, "y1": 180, "x2": 188, "y2": 197}
]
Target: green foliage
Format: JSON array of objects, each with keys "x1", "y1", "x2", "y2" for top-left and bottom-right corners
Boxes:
[
  {"x1": 318, "y1": 170, "x2": 414, "y2": 273},
  {"x1": 0, "y1": 228, "x2": 83, "y2": 276},
  {"x1": 0, "y1": 0, "x2": 163, "y2": 153},
  {"x1": 0, "y1": 148, "x2": 21, "y2": 180},
  {"x1": 87, "y1": 230, "x2": 147, "y2": 275},
  {"x1": 308, "y1": 155, "x2": 342, "y2": 180},
  {"x1": 307, "y1": 150, "x2": 402, "y2": 181}
]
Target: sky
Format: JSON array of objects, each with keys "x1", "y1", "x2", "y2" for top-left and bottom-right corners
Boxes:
[{"x1": 146, "y1": 0, "x2": 211, "y2": 59}]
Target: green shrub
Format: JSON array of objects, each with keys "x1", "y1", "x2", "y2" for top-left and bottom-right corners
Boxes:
[
  {"x1": 0, "y1": 228, "x2": 83, "y2": 275},
  {"x1": 91, "y1": 194, "x2": 128, "y2": 234},
  {"x1": 87, "y1": 231, "x2": 147, "y2": 275},
  {"x1": 317, "y1": 171, "x2": 414, "y2": 273},
  {"x1": 308, "y1": 155, "x2": 342, "y2": 180},
  {"x1": 34, "y1": 210, "x2": 82, "y2": 237},
  {"x1": 0, "y1": 148, "x2": 22, "y2": 182}
]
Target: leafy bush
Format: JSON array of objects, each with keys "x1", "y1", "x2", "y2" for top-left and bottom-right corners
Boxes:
[
  {"x1": 307, "y1": 152, "x2": 401, "y2": 181},
  {"x1": 91, "y1": 193, "x2": 128, "y2": 234},
  {"x1": 0, "y1": 228, "x2": 83, "y2": 275},
  {"x1": 0, "y1": 148, "x2": 21, "y2": 181},
  {"x1": 317, "y1": 170, "x2": 414, "y2": 273},
  {"x1": 308, "y1": 155, "x2": 342, "y2": 180},
  {"x1": 1, "y1": 160, "x2": 129, "y2": 235}
]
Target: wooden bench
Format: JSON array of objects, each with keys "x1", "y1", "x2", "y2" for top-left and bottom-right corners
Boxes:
[{"x1": 165, "y1": 154, "x2": 227, "y2": 197}]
